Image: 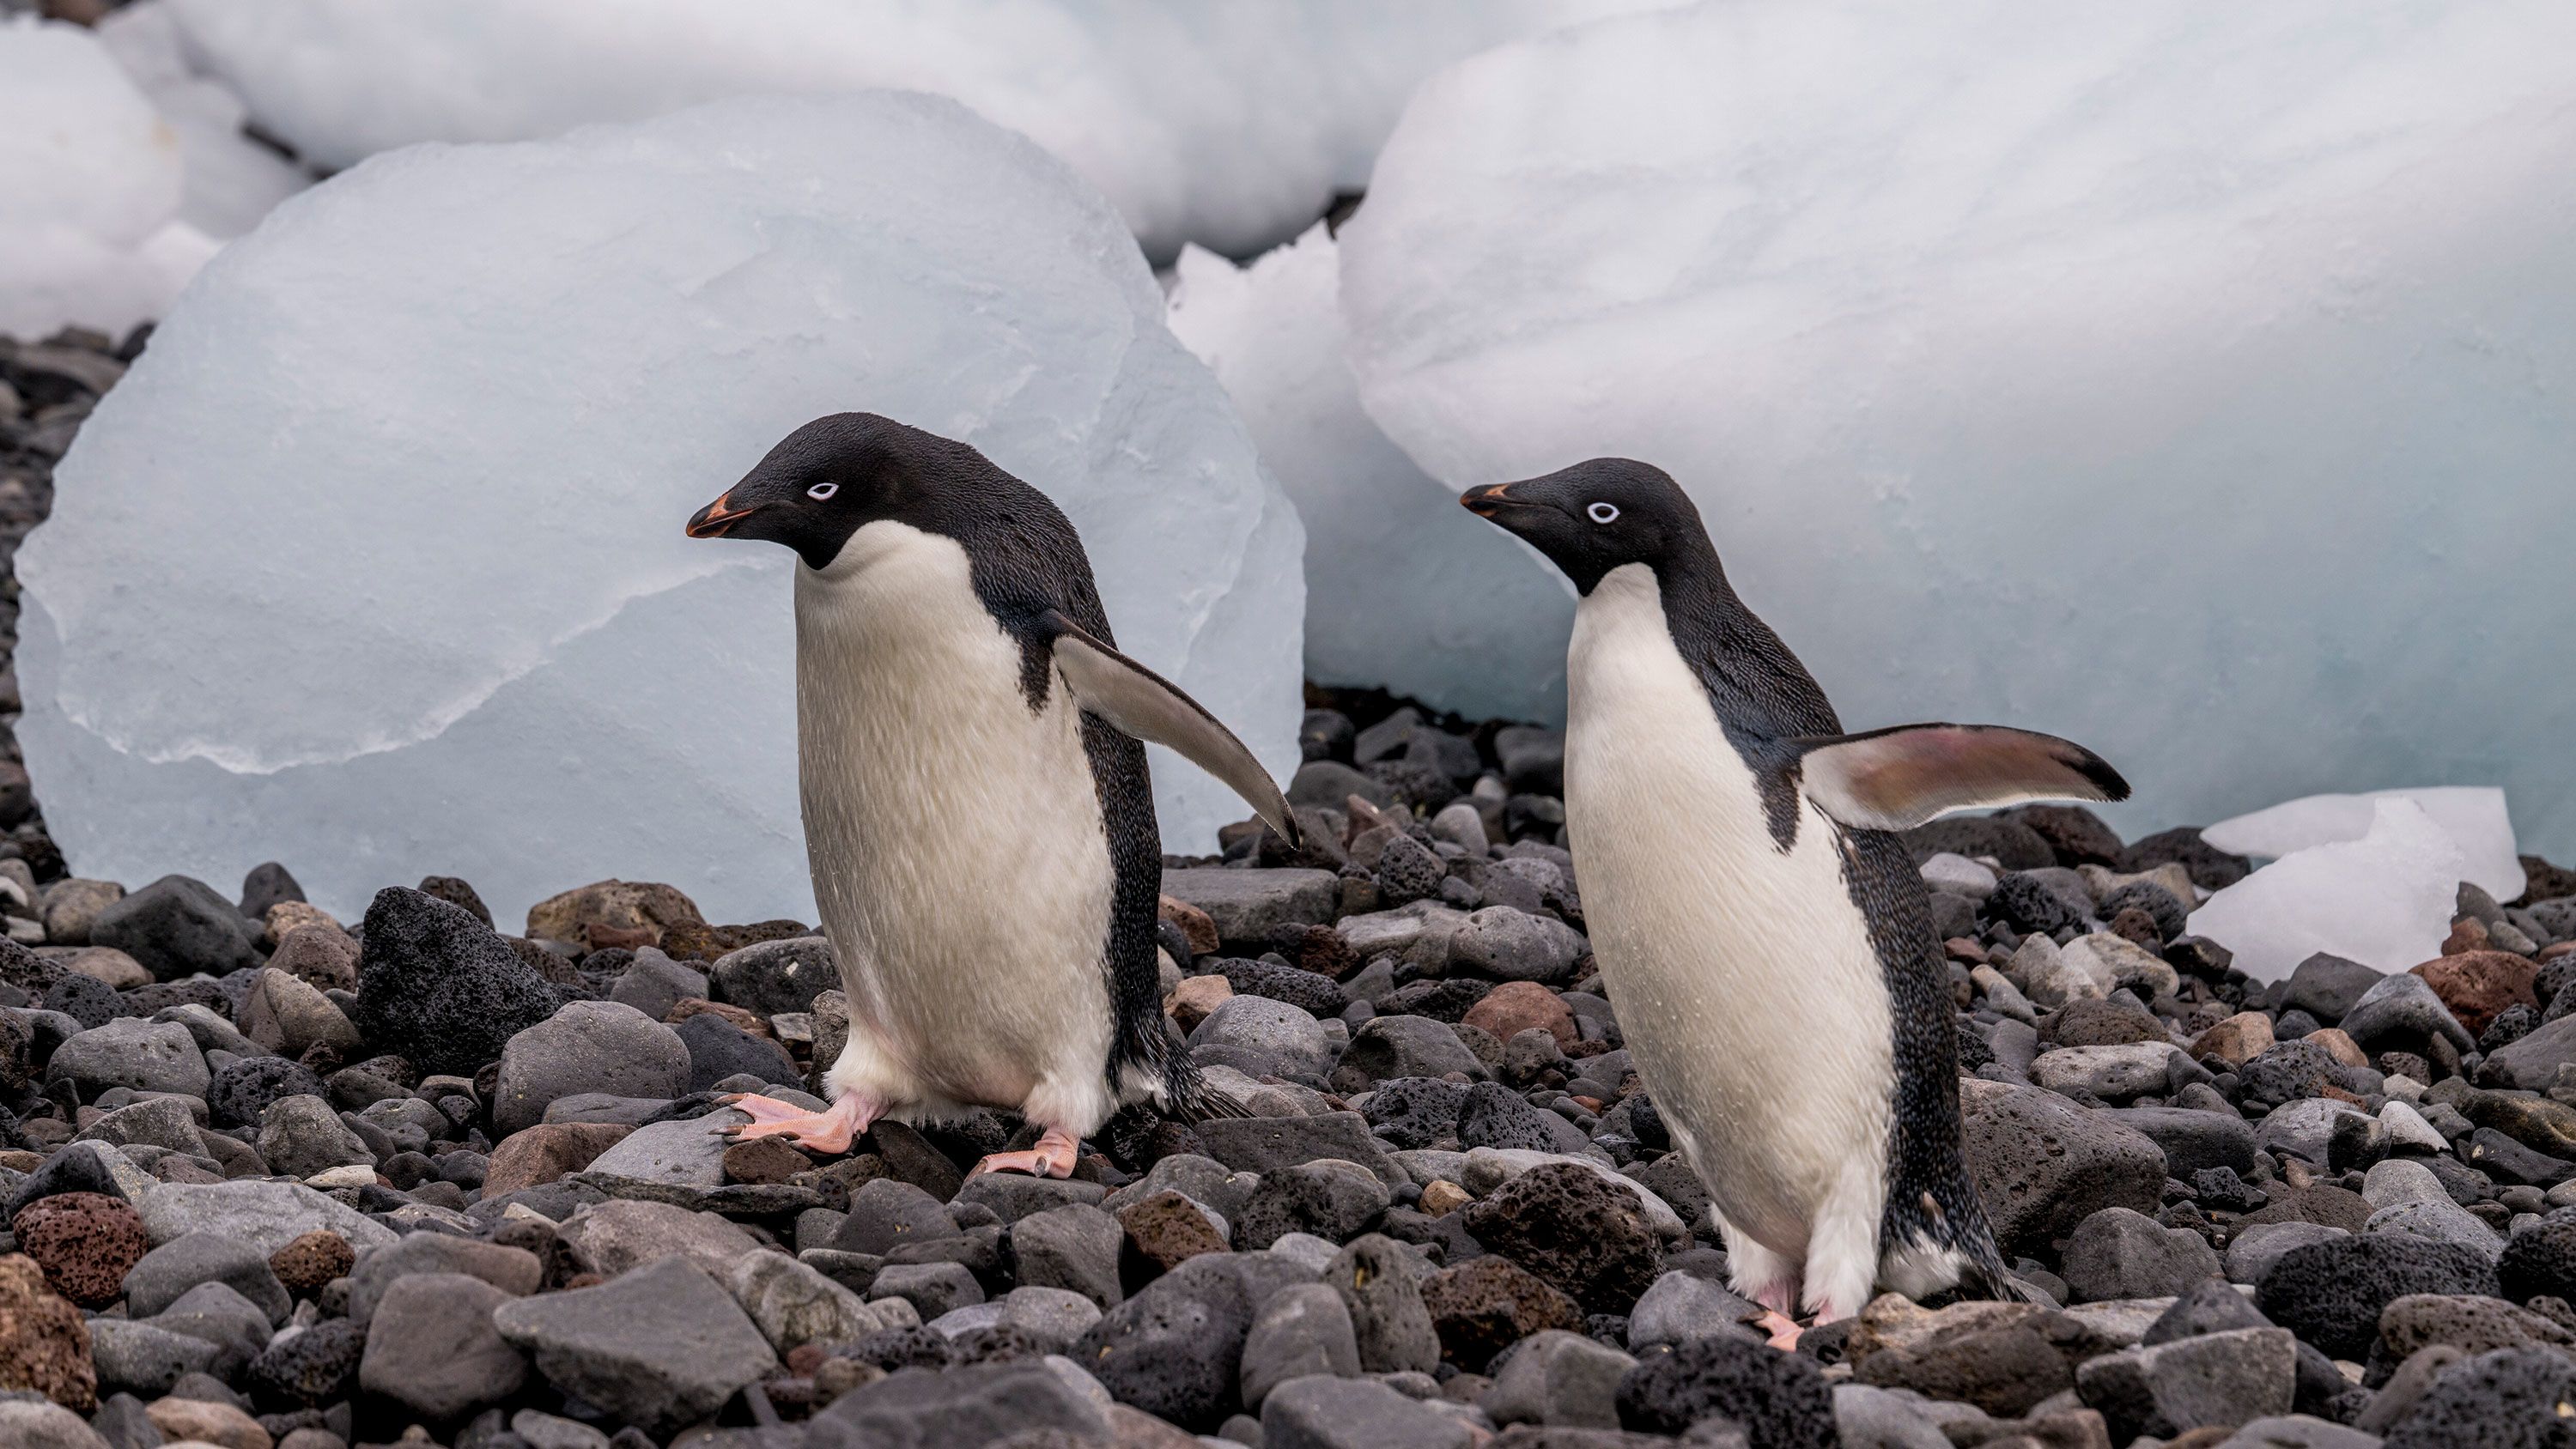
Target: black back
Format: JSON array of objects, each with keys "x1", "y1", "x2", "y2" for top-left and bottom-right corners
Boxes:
[{"x1": 698, "y1": 414, "x2": 1189, "y2": 1112}]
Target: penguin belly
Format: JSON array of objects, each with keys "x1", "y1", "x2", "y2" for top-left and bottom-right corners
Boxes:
[
  {"x1": 792, "y1": 520, "x2": 1121, "y2": 1134},
  {"x1": 1564, "y1": 566, "x2": 1897, "y2": 1293}
]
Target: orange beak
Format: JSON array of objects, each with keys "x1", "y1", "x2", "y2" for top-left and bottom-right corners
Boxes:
[
  {"x1": 685, "y1": 488, "x2": 762, "y2": 538},
  {"x1": 1460, "y1": 482, "x2": 1514, "y2": 518}
]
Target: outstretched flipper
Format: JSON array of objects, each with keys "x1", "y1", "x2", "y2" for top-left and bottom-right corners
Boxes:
[
  {"x1": 1791, "y1": 724, "x2": 2129, "y2": 833},
  {"x1": 1043, "y1": 609, "x2": 1301, "y2": 846}
]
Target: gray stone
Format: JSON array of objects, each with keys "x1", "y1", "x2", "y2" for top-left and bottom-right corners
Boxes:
[
  {"x1": 870, "y1": 1260, "x2": 983, "y2": 1319},
  {"x1": 607, "y1": 947, "x2": 707, "y2": 1021},
  {"x1": 1241, "y1": 1282, "x2": 1362, "y2": 1409},
  {"x1": 133, "y1": 1177, "x2": 397, "y2": 1252},
  {"x1": 2368, "y1": 1198, "x2": 2503, "y2": 1262},
  {"x1": 88, "y1": 875, "x2": 258, "y2": 981},
  {"x1": 3, "y1": 1139, "x2": 156, "y2": 1219},
  {"x1": 75, "y1": 1096, "x2": 206, "y2": 1156},
  {"x1": 511, "y1": 1410, "x2": 613, "y2": 1449},
  {"x1": 676, "y1": 1011, "x2": 798, "y2": 1090},
  {"x1": 928, "y1": 1284, "x2": 1103, "y2": 1355},
  {"x1": 2102, "y1": 1106, "x2": 2260, "y2": 1179},
  {"x1": 121, "y1": 1230, "x2": 291, "y2": 1323},
  {"x1": 1485, "y1": 1329, "x2": 1635, "y2": 1429},
  {"x1": 148, "y1": 1278, "x2": 270, "y2": 1380},
  {"x1": 359, "y1": 1271, "x2": 528, "y2": 1422},
  {"x1": 1236, "y1": 1160, "x2": 1392, "y2": 1249},
  {"x1": 804, "y1": 1359, "x2": 1110, "y2": 1449},
  {"x1": 580, "y1": 1109, "x2": 738, "y2": 1186},
  {"x1": 1192, "y1": 994, "x2": 1337, "y2": 1081},
  {"x1": 46, "y1": 1017, "x2": 209, "y2": 1100},
  {"x1": 2282, "y1": 954, "x2": 2385, "y2": 1024},
  {"x1": 1160, "y1": 867, "x2": 1341, "y2": 948},
  {"x1": 239, "y1": 968, "x2": 361, "y2": 1058},
  {"x1": 1103, "y1": 1153, "x2": 1262, "y2": 1222},
  {"x1": 1333, "y1": 1014, "x2": 1488, "y2": 1086},
  {"x1": 1461, "y1": 1149, "x2": 1688, "y2": 1239},
  {"x1": 2255, "y1": 1098, "x2": 2373, "y2": 1167},
  {"x1": 1959, "y1": 1077, "x2": 2168, "y2": 1258},
  {"x1": 1334, "y1": 901, "x2": 1472, "y2": 973},
  {"x1": 347, "y1": 1231, "x2": 544, "y2": 1325},
  {"x1": 86, "y1": 1316, "x2": 221, "y2": 1397},
  {"x1": 2227, "y1": 1222, "x2": 2350, "y2": 1287},
  {"x1": 955, "y1": 1171, "x2": 1107, "y2": 1224},
  {"x1": 1012, "y1": 1202, "x2": 1125, "y2": 1308},
  {"x1": 2483, "y1": 1011, "x2": 2576, "y2": 1091},
  {"x1": 1325, "y1": 1234, "x2": 1439, "y2": 1375},
  {"x1": 1627, "y1": 1270, "x2": 1760, "y2": 1349},
  {"x1": 1262, "y1": 1373, "x2": 1474, "y2": 1449},
  {"x1": 489, "y1": 999, "x2": 691, "y2": 1136},
  {"x1": 1200, "y1": 1112, "x2": 1406, "y2": 1187},
  {"x1": 2062, "y1": 1206, "x2": 2223, "y2": 1302},
  {"x1": 1449, "y1": 907, "x2": 1588, "y2": 985},
  {"x1": 708, "y1": 936, "x2": 839, "y2": 1018},
  {"x1": 1832, "y1": 1383, "x2": 1953, "y2": 1449},
  {"x1": 494, "y1": 1254, "x2": 779, "y2": 1434},
  {"x1": 256, "y1": 1093, "x2": 374, "y2": 1179},
  {"x1": 2141, "y1": 1278, "x2": 2273, "y2": 1346},
  {"x1": 557, "y1": 1197, "x2": 759, "y2": 1276},
  {"x1": 726, "y1": 1247, "x2": 910, "y2": 1354},
  {"x1": 2075, "y1": 1325, "x2": 2296, "y2": 1438},
  {"x1": 0, "y1": 1401, "x2": 112, "y2": 1449},
  {"x1": 2031, "y1": 1043, "x2": 2178, "y2": 1102},
  {"x1": 832, "y1": 1176, "x2": 960, "y2": 1255},
  {"x1": 2340, "y1": 972, "x2": 2474, "y2": 1054},
  {"x1": 2213, "y1": 1416, "x2": 2380, "y2": 1449}
]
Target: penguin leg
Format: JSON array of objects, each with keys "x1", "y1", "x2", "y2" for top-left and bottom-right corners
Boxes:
[
  {"x1": 968, "y1": 1125, "x2": 1082, "y2": 1179},
  {"x1": 717, "y1": 1091, "x2": 878, "y2": 1154},
  {"x1": 1712, "y1": 1208, "x2": 1803, "y2": 1323},
  {"x1": 1798, "y1": 1155, "x2": 1887, "y2": 1326}
]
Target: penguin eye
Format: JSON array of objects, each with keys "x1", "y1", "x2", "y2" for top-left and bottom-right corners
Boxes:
[
  {"x1": 806, "y1": 482, "x2": 839, "y2": 501},
  {"x1": 1587, "y1": 501, "x2": 1619, "y2": 524}
]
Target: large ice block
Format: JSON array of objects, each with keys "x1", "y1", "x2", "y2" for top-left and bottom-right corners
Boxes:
[
  {"x1": 18, "y1": 91, "x2": 1303, "y2": 925},
  {"x1": 1338, "y1": 1, "x2": 2576, "y2": 858},
  {"x1": 0, "y1": 15, "x2": 215, "y2": 338},
  {"x1": 95, "y1": 2, "x2": 313, "y2": 239},
  {"x1": 158, "y1": 0, "x2": 1666, "y2": 262},
  {"x1": 1168, "y1": 225, "x2": 1571, "y2": 724},
  {"x1": 2203, "y1": 788, "x2": 2521, "y2": 902},
  {"x1": 2187, "y1": 799, "x2": 2465, "y2": 982}
]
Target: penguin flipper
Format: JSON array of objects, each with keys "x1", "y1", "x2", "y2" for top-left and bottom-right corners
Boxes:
[
  {"x1": 1042, "y1": 611, "x2": 1302, "y2": 847},
  {"x1": 1790, "y1": 723, "x2": 2129, "y2": 833}
]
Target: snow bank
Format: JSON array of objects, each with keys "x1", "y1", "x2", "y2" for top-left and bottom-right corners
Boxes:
[
  {"x1": 159, "y1": 0, "x2": 1665, "y2": 261},
  {"x1": 0, "y1": 16, "x2": 214, "y2": 339},
  {"x1": 1169, "y1": 225, "x2": 1571, "y2": 723},
  {"x1": 2189, "y1": 800, "x2": 2466, "y2": 981},
  {"x1": 1340, "y1": 0, "x2": 2576, "y2": 857},
  {"x1": 17, "y1": 91, "x2": 1303, "y2": 924},
  {"x1": 2204, "y1": 788, "x2": 2522, "y2": 902},
  {"x1": 95, "y1": 1, "x2": 313, "y2": 239}
]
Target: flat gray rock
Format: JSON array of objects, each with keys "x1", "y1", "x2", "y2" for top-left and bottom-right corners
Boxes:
[
  {"x1": 494, "y1": 1255, "x2": 779, "y2": 1437},
  {"x1": 580, "y1": 1110, "x2": 739, "y2": 1187},
  {"x1": 134, "y1": 1178, "x2": 397, "y2": 1252}
]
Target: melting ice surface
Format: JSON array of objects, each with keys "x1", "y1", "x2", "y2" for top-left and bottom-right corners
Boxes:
[
  {"x1": 1168, "y1": 225, "x2": 1572, "y2": 724},
  {"x1": 0, "y1": 16, "x2": 214, "y2": 338},
  {"x1": 1338, "y1": 0, "x2": 2576, "y2": 858},
  {"x1": 18, "y1": 91, "x2": 1304, "y2": 925},
  {"x1": 2189, "y1": 799, "x2": 2466, "y2": 982},
  {"x1": 2204, "y1": 788, "x2": 2522, "y2": 903},
  {"x1": 156, "y1": 0, "x2": 1666, "y2": 262}
]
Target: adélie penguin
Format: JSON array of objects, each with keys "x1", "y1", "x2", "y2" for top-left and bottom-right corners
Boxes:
[
  {"x1": 1462, "y1": 459, "x2": 2129, "y2": 1343},
  {"x1": 684, "y1": 413, "x2": 1297, "y2": 1177}
]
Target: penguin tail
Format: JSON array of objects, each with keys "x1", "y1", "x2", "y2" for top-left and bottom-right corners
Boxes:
[
  {"x1": 1162, "y1": 1050, "x2": 1253, "y2": 1123},
  {"x1": 1906, "y1": 1188, "x2": 2041, "y2": 1306}
]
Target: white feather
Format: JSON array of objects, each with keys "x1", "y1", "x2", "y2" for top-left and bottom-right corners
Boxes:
[
  {"x1": 1566, "y1": 563, "x2": 1894, "y2": 1318},
  {"x1": 793, "y1": 521, "x2": 1121, "y2": 1135}
]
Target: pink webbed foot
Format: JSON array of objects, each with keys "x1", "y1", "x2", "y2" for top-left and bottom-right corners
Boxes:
[
  {"x1": 1752, "y1": 1309, "x2": 1804, "y2": 1351},
  {"x1": 718, "y1": 1092, "x2": 875, "y2": 1155},
  {"x1": 968, "y1": 1125, "x2": 1083, "y2": 1179}
]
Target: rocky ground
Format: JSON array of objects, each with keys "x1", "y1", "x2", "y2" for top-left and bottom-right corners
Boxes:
[{"x1": 9, "y1": 331, "x2": 2576, "y2": 1449}]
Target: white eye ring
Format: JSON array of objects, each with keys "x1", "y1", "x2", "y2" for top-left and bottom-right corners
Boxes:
[
  {"x1": 806, "y1": 482, "x2": 839, "y2": 500},
  {"x1": 1587, "y1": 501, "x2": 1619, "y2": 524}
]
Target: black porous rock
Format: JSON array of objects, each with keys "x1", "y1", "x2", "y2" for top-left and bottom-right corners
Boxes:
[
  {"x1": 2120, "y1": 827, "x2": 2252, "y2": 891},
  {"x1": 40, "y1": 973, "x2": 116, "y2": 1030},
  {"x1": 1458, "y1": 1162, "x2": 1662, "y2": 1313},
  {"x1": 1456, "y1": 1081, "x2": 1584, "y2": 1153},
  {"x1": 416, "y1": 875, "x2": 494, "y2": 927},
  {"x1": 1217, "y1": 956, "x2": 1349, "y2": 1016},
  {"x1": 1988, "y1": 872, "x2": 2086, "y2": 936},
  {"x1": 2382, "y1": 1344, "x2": 2576, "y2": 1449},
  {"x1": 2098, "y1": 881, "x2": 2189, "y2": 942},
  {"x1": 245, "y1": 1318, "x2": 362, "y2": 1408},
  {"x1": 1073, "y1": 1251, "x2": 1311, "y2": 1431},
  {"x1": 2257, "y1": 1234, "x2": 2499, "y2": 1360},
  {"x1": 1902, "y1": 816, "x2": 2055, "y2": 872},
  {"x1": 1616, "y1": 1331, "x2": 1836, "y2": 1448},
  {"x1": 209, "y1": 1057, "x2": 330, "y2": 1131},
  {"x1": 2498, "y1": 1219, "x2": 2576, "y2": 1304},
  {"x1": 349, "y1": 887, "x2": 561, "y2": 1077},
  {"x1": 1363, "y1": 1077, "x2": 1467, "y2": 1150}
]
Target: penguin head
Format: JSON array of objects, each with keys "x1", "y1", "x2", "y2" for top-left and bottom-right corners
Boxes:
[
  {"x1": 1461, "y1": 458, "x2": 1707, "y2": 594},
  {"x1": 687, "y1": 412, "x2": 927, "y2": 570}
]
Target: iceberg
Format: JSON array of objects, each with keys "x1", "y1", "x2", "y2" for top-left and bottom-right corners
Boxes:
[
  {"x1": 2187, "y1": 799, "x2": 2465, "y2": 982},
  {"x1": 2202, "y1": 788, "x2": 2521, "y2": 902},
  {"x1": 1338, "y1": 0, "x2": 2576, "y2": 858},
  {"x1": 0, "y1": 15, "x2": 216, "y2": 339},
  {"x1": 18, "y1": 91, "x2": 1303, "y2": 925},
  {"x1": 94, "y1": 1, "x2": 313, "y2": 239},
  {"x1": 1168, "y1": 225, "x2": 1571, "y2": 724},
  {"x1": 158, "y1": 0, "x2": 1668, "y2": 261}
]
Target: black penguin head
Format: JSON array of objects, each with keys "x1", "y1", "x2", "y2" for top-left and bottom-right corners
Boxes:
[
  {"x1": 1461, "y1": 458, "x2": 1708, "y2": 594},
  {"x1": 687, "y1": 412, "x2": 924, "y2": 570}
]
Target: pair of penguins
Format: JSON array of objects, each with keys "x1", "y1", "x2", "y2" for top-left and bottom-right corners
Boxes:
[{"x1": 683, "y1": 412, "x2": 2129, "y2": 1338}]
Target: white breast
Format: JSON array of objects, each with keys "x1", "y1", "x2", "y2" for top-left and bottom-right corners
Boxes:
[
  {"x1": 1565, "y1": 564, "x2": 1894, "y2": 1258},
  {"x1": 793, "y1": 521, "x2": 1117, "y2": 1128}
]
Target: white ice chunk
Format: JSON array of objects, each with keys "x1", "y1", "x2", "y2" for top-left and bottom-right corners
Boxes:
[
  {"x1": 95, "y1": 1, "x2": 313, "y2": 239},
  {"x1": 158, "y1": 0, "x2": 1668, "y2": 261},
  {"x1": 0, "y1": 16, "x2": 214, "y2": 338},
  {"x1": 1338, "y1": 1, "x2": 2576, "y2": 859},
  {"x1": 2187, "y1": 799, "x2": 2464, "y2": 981},
  {"x1": 1168, "y1": 224, "x2": 1571, "y2": 724},
  {"x1": 18, "y1": 91, "x2": 1303, "y2": 925},
  {"x1": 2204, "y1": 788, "x2": 2522, "y2": 902}
]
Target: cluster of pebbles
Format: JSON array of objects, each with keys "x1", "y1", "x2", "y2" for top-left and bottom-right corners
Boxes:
[{"x1": 8, "y1": 332, "x2": 2576, "y2": 1448}]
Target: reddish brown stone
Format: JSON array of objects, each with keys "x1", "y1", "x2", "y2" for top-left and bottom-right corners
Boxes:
[
  {"x1": 1157, "y1": 894, "x2": 1219, "y2": 957},
  {"x1": 2441, "y1": 918, "x2": 2492, "y2": 955},
  {"x1": 1163, "y1": 975, "x2": 1232, "y2": 1032},
  {"x1": 1461, "y1": 981, "x2": 1577, "y2": 1048},
  {"x1": 9, "y1": 1191, "x2": 146, "y2": 1308},
  {"x1": 1117, "y1": 1191, "x2": 1229, "y2": 1279},
  {"x1": 1419, "y1": 1254, "x2": 1583, "y2": 1370},
  {"x1": 266, "y1": 922, "x2": 359, "y2": 991},
  {"x1": 268, "y1": 1230, "x2": 355, "y2": 1296},
  {"x1": 482, "y1": 1122, "x2": 635, "y2": 1196},
  {"x1": 0, "y1": 1252, "x2": 94, "y2": 1410},
  {"x1": 523, "y1": 878, "x2": 705, "y2": 950},
  {"x1": 2190, "y1": 1011, "x2": 2274, "y2": 1067},
  {"x1": 145, "y1": 1396, "x2": 270, "y2": 1449},
  {"x1": 2411, "y1": 950, "x2": 2538, "y2": 1035},
  {"x1": 2306, "y1": 1028, "x2": 2368, "y2": 1068},
  {"x1": 2108, "y1": 907, "x2": 2165, "y2": 951},
  {"x1": 665, "y1": 997, "x2": 771, "y2": 1037},
  {"x1": 722, "y1": 1137, "x2": 812, "y2": 1185}
]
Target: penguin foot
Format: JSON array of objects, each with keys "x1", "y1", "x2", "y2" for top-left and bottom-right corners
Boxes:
[
  {"x1": 717, "y1": 1092, "x2": 872, "y2": 1154},
  {"x1": 968, "y1": 1125, "x2": 1082, "y2": 1179},
  {"x1": 1753, "y1": 1309, "x2": 1804, "y2": 1351}
]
